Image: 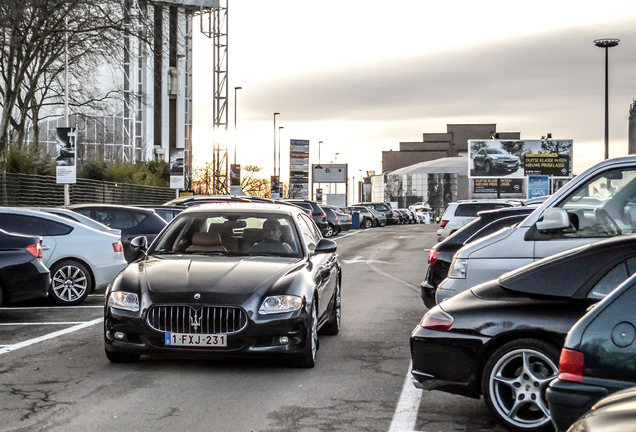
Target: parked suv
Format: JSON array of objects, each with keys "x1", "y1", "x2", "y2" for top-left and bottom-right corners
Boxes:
[
  {"x1": 354, "y1": 202, "x2": 399, "y2": 225},
  {"x1": 436, "y1": 199, "x2": 520, "y2": 241},
  {"x1": 280, "y1": 199, "x2": 329, "y2": 236},
  {"x1": 438, "y1": 156, "x2": 636, "y2": 304}
]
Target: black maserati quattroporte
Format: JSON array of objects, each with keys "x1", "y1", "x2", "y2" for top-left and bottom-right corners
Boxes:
[{"x1": 104, "y1": 203, "x2": 342, "y2": 368}]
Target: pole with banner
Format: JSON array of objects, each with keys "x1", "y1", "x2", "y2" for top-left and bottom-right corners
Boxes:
[
  {"x1": 169, "y1": 148, "x2": 185, "y2": 196},
  {"x1": 230, "y1": 164, "x2": 241, "y2": 195},
  {"x1": 56, "y1": 127, "x2": 77, "y2": 188}
]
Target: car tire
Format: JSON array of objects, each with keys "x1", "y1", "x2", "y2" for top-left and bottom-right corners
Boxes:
[
  {"x1": 485, "y1": 160, "x2": 493, "y2": 174},
  {"x1": 482, "y1": 339, "x2": 560, "y2": 432},
  {"x1": 50, "y1": 260, "x2": 92, "y2": 306},
  {"x1": 363, "y1": 218, "x2": 372, "y2": 229},
  {"x1": 294, "y1": 302, "x2": 318, "y2": 368},
  {"x1": 105, "y1": 348, "x2": 141, "y2": 363},
  {"x1": 320, "y1": 276, "x2": 341, "y2": 335},
  {"x1": 325, "y1": 224, "x2": 334, "y2": 238}
]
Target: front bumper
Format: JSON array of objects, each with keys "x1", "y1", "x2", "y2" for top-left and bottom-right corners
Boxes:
[
  {"x1": 104, "y1": 305, "x2": 310, "y2": 360},
  {"x1": 546, "y1": 379, "x2": 609, "y2": 431}
]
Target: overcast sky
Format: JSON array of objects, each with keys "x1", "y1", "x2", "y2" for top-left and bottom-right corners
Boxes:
[{"x1": 192, "y1": 1, "x2": 636, "y2": 183}]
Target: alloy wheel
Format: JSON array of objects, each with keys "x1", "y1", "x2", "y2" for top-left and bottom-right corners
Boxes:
[{"x1": 486, "y1": 346, "x2": 558, "y2": 431}]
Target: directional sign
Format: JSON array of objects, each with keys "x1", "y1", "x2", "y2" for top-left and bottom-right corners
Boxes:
[{"x1": 312, "y1": 164, "x2": 347, "y2": 183}]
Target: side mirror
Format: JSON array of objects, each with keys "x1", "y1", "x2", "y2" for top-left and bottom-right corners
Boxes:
[
  {"x1": 535, "y1": 208, "x2": 570, "y2": 231},
  {"x1": 130, "y1": 235, "x2": 148, "y2": 251},
  {"x1": 314, "y1": 238, "x2": 337, "y2": 254}
]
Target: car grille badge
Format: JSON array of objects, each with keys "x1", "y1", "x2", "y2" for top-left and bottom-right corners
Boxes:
[
  {"x1": 190, "y1": 310, "x2": 202, "y2": 331},
  {"x1": 194, "y1": 293, "x2": 201, "y2": 300}
]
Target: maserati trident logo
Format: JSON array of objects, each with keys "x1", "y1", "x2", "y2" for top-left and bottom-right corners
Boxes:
[{"x1": 190, "y1": 310, "x2": 202, "y2": 331}]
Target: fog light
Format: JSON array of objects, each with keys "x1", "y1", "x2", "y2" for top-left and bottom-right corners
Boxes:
[
  {"x1": 279, "y1": 336, "x2": 289, "y2": 345},
  {"x1": 114, "y1": 332, "x2": 126, "y2": 340}
]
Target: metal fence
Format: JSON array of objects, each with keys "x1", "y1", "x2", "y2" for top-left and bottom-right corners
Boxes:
[{"x1": 0, "y1": 172, "x2": 176, "y2": 207}]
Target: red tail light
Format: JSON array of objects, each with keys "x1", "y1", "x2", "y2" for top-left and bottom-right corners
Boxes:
[
  {"x1": 321, "y1": 214, "x2": 326, "y2": 220},
  {"x1": 346, "y1": 216, "x2": 351, "y2": 222},
  {"x1": 557, "y1": 348, "x2": 584, "y2": 382},
  {"x1": 419, "y1": 308, "x2": 454, "y2": 331},
  {"x1": 440, "y1": 220, "x2": 449, "y2": 228},
  {"x1": 112, "y1": 241, "x2": 124, "y2": 253},
  {"x1": 428, "y1": 249, "x2": 440, "y2": 266},
  {"x1": 26, "y1": 242, "x2": 43, "y2": 258}
]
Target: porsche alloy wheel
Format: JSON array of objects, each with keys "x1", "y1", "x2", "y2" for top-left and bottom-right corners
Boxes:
[
  {"x1": 482, "y1": 339, "x2": 559, "y2": 432},
  {"x1": 295, "y1": 302, "x2": 318, "y2": 368},
  {"x1": 50, "y1": 260, "x2": 92, "y2": 306}
]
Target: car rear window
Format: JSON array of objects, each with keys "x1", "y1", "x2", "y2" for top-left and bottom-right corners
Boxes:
[{"x1": 455, "y1": 203, "x2": 511, "y2": 217}]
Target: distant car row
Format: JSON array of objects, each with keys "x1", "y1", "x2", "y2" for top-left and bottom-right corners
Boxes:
[{"x1": 413, "y1": 155, "x2": 636, "y2": 432}]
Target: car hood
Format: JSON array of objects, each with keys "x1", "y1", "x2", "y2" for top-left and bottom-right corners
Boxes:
[{"x1": 120, "y1": 255, "x2": 304, "y2": 305}]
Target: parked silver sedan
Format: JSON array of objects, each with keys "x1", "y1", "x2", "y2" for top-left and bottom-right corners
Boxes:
[{"x1": 0, "y1": 208, "x2": 127, "y2": 305}]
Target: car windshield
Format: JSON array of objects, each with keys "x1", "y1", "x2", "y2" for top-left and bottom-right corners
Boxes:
[
  {"x1": 150, "y1": 212, "x2": 302, "y2": 258},
  {"x1": 557, "y1": 168, "x2": 636, "y2": 238}
]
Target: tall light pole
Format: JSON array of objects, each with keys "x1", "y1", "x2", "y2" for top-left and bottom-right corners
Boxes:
[
  {"x1": 318, "y1": 141, "x2": 323, "y2": 165},
  {"x1": 233, "y1": 87, "x2": 242, "y2": 164},
  {"x1": 278, "y1": 126, "x2": 284, "y2": 178},
  {"x1": 273, "y1": 113, "x2": 280, "y2": 177},
  {"x1": 594, "y1": 38, "x2": 620, "y2": 160}
]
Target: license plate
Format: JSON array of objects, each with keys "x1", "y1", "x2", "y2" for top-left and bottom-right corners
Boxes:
[{"x1": 165, "y1": 333, "x2": 227, "y2": 347}]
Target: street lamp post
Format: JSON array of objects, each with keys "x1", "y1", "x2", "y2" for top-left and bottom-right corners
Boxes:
[
  {"x1": 234, "y1": 87, "x2": 242, "y2": 164},
  {"x1": 594, "y1": 38, "x2": 620, "y2": 160},
  {"x1": 278, "y1": 125, "x2": 284, "y2": 180},
  {"x1": 273, "y1": 113, "x2": 280, "y2": 177}
]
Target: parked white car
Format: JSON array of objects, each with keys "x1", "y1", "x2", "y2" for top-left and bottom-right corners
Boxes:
[
  {"x1": 0, "y1": 208, "x2": 127, "y2": 305},
  {"x1": 436, "y1": 199, "x2": 520, "y2": 241}
]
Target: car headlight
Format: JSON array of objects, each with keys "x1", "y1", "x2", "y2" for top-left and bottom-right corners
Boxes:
[
  {"x1": 448, "y1": 258, "x2": 467, "y2": 279},
  {"x1": 259, "y1": 295, "x2": 302, "y2": 315},
  {"x1": 108, "y1": 291, "x2": 140, "y2": 312}
]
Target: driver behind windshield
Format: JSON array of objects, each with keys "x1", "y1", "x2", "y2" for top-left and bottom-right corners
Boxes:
[{"x1": 252, "y1": 218, "x2": 294, "y2": 253}]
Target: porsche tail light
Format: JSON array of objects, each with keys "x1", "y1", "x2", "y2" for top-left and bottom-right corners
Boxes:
[
  {"x1": 26, "y1": 242, "x2": 43, "y2": 258},
  {"x1": 112, "y1": 241, "x2": 124, "y2": 253},
  {"x1": 428, "y1": 249, "x2": 440, "y2": 266},
  {"x1": 440, "y1": 220, "x2": 449, "y2": 228},
  {"x1": 557, "y1": 348, "x2": 584, "y2": 382},
  {"x1": 419, "y1": 308, "x2": 454, "y2": 331}
]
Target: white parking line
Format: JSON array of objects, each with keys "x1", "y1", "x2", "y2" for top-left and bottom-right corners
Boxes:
[
  {"x1": 332, "y1": 230, "x2": 362, "y2": 240},
  {"x1": 389, "y1": 362, "x2": 423, "y2": 432},
  {"x1": 0, "y1": 322, "x2": 87, "y2": 326},
  {"x1": 0, "y1": 318, "x2": 102, "y2": 355}
]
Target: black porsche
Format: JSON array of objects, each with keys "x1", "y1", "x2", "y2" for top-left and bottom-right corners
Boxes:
[
  {"x1": 104, "y1": 203, "x2": 342, "y2": 368},
  {"x1": 411, "y1": 234, "x2": 636, "y2": 432}
]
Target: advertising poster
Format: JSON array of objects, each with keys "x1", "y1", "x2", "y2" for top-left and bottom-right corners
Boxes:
[
  {"x1": 56, "y1": 127, "x2": 76, "y2": 184},
  {"x1": 289, "y1": 139, "x2": 309, "y2": 198},
  {"x1": 230, "y1": 164, "x2": 241, "y2": 195},
  {"x1": 271, "y1": 175, "x2": 280, "y2": 199},
  {"x1": 469, "y1": 139, "x2": 573, "y2": 179},
  {"x1": 169, "y1": 148, "x2": 185, "y2": 189}
]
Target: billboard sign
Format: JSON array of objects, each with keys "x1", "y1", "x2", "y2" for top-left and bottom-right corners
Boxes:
[
  {"x1": 230, "y1": 164, "x2": 241, "y2": 195},
  {"x1": 169, "y1": 148, "x2": 185, "y2": 189},
  {"x1": 469, "y1": 139, "x2": 573, "y2": 180},
  {"x1": 289, "y1": 139, "x2": 309, "y2": 198},
  {"x1": 473, "y1": 178, "x2": 524, "y2": 194},
  {"x1": 528, "y1": 176, "x2": 550, "y2": 199},
  {"x1": 56, "y1": 127, "x2": 76, "y2": 184},
  {"x1": 312, "y1": 164, "x2": 348, "y2": 183}
]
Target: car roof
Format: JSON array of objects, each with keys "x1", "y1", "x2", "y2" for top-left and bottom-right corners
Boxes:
[
  {"x1": 179, "y1": 202, "x2": 304, "y2": 216},
  {"x1": 66, "y1": 203, "x2": 156, "y2": 213}
]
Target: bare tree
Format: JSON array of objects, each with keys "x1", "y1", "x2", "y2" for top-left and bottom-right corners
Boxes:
[{"x1": 0, "y1": 0, "x2": 147, "y2": 167}]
